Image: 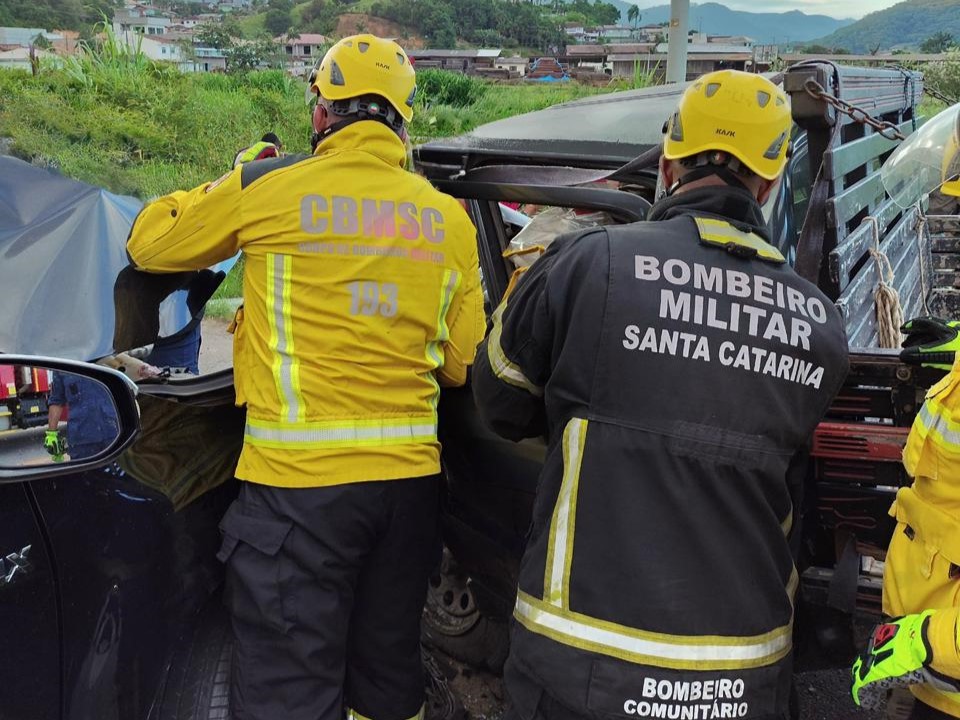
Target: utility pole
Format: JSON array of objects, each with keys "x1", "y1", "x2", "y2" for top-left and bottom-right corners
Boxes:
[{"x1": 666, "y1": 0, "x2": 689, "y2": 84}]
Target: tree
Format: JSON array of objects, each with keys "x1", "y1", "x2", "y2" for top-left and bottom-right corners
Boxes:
[
  {"x1": 921, "y1": 32, "x2": 955, "y2": 54},
  {"x1": 195, "y1": 23, "x2": 234, "y2": 50},
  {"x1": 627, "y1": 4, "x2": 639, "y2": 29},
  {"x1": 226, "y1": 40, "x2": 273, "y2": 71},
  {"x1": 265, "y1": 8, "x2": 293, "y2": 35}
]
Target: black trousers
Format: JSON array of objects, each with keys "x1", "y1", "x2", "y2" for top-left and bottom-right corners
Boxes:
[{"x1": 217, "y1": 475, "x2": 441, "y2": 720}]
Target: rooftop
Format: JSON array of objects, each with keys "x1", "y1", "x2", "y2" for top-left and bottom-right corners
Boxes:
[
  {"x1": 408, "y1": 48, "x2": 502, "y2": 59},
  {"x1": 276, "y1": 33, "x2": 328, "y2": 44},
  {"x1": 654, "y1": 42, "x2": 753, "y2": 54}
]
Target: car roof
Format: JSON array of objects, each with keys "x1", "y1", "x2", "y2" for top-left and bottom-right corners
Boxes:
[
  {"x1": 417, "y1": 73, "x2": 784, "y2": 172},
  {"x1": 419, "y1": 81, "x2": 690, "y2": 169}
]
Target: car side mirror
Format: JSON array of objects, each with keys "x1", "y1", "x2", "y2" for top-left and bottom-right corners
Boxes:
[{"x1": 0, "y1": 356, "x2": 140, "y2": 481}]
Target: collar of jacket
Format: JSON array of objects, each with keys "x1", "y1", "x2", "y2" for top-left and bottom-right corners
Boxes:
[
  {"x1": 647, "y1": 185, "x2": 770, "y2": 241},
  {"x1": 312, "y1": 121, "x2": 406, "y2": 168}
]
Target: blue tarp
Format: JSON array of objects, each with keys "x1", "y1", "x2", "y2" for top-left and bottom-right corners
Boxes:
[{"x1": 0, "y1": 157, "x2": 237, "y2": 360}]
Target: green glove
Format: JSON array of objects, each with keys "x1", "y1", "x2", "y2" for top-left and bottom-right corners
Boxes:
[
  {"x1": 900, "y1": 316, "x2": 960, "y2": 370},
  {"x1": 44, "y1": 430, "x2": 66, "y2": 462},
  {"x1": 851, "y1": 612, "x2": 936, "y2": 709}
]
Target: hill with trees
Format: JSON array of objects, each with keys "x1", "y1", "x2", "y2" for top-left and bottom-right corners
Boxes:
[
  {"x1": 814, "y1": 0, "x2": 960, "y2": 53},
  {"x1": 368, "y1": 0, "x2": 618, "y2": 49},
  {"x1": 0, "y1": 0, "x2": 121, "y2": 32},
  {"x1": 627, "y1": 2, "x2": 852, "y2": 44}
]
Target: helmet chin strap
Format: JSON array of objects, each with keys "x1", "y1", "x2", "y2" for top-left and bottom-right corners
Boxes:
[
  {"x1": 667, "y1": 164, "x2": 751, "y2": 197},
  {"x1": 311, "y1": 117, "x2": 365, "y2": 151}
]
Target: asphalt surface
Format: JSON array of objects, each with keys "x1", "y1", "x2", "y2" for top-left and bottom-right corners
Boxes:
[
  {"x1": 198, "y1": 317, "x2": 234, "y2": 374},
  {"x1": 0, "y1": 424, "x2": 70, "y2": 468}
]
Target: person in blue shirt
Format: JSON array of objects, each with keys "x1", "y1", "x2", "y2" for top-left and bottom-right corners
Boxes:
[{"x1": 46, "y1": 373, "x2": 119, "y2": 461}]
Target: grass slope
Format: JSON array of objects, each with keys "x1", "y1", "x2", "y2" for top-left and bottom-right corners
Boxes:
[
  {"x1": 815, "y1": 0, "x2": 960, "y2": 53},
  {"x1": 0, "y1": 60, "x2": 616, "y2": 199}
]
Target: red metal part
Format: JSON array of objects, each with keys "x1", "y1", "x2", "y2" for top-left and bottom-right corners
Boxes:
[{"x1": 813, "y1": 422, "x2": 909, "y2": 462}]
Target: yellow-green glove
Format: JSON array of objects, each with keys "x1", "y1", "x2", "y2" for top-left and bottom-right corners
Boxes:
[
  {"x1": 900, "y1": 316, "x2": 960, "y2": 370},
  {"x1": 44, "y1": 430, "x2": 66, "y2": 462},
  {"x1": 852, "y1": 613, "x2": 937, "y2": 710},
  {"x1": 232, "y1": 141, "x2": 280, "y2": 167}
]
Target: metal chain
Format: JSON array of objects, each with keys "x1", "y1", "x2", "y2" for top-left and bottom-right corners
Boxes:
[
  {"x1": 924, "y1": 84, "x2": 958, "y2": 106},
  {"x1": 803, "y1": 78, "x2": 906, "y2": 141}
]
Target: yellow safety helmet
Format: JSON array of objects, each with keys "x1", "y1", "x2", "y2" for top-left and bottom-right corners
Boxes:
[
  {"x1": 308, "y1": 34, "x2": 416, "y2": 123},
  {"x1": 662, "y1": 70, "x2": 792, "y2": 181}
]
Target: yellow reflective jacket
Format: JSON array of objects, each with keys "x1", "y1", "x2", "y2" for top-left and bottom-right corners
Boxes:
[
  {"x1": 885, "y1": 355, "x2": 960, "y2": 716},
  {"x1": 127, "y1": 122, "x2": 484, "y2": 487}
]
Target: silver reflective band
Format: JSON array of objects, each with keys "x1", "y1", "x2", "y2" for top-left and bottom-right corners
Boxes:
[
  {"x1": 268, "y1": 253, "x2": 302, "y2": 423},
  {"x1": 347, "y1": 707, "x2": 424, "y2": 720},
  {"x1": 918, "y1": 401, "x2": 960, "y2": 447},
  {"x1": 488, "y1": 304, "x2": 543, "y2": 397},
  {"x1": 547, "y1": 418, "x2": 587, "y2": 606},
  {"x1": 245, "y1": 420, "x2": 437, "y2": 447},
  {"x1": 515, "y1": 592, "x2": 792, "y2": 667}
]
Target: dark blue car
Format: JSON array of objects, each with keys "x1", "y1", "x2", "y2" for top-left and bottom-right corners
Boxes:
[{"x1": 0, "y1": 156, "x2": 242, "y2": 720}]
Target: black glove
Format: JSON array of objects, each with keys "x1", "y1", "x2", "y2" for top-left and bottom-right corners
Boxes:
[
  {"x1": 900, "y1": 316, "x2": 960, "y2": 370},
  {"x1": 186, "y1": 269, "x2": 226, "y2": 318}
]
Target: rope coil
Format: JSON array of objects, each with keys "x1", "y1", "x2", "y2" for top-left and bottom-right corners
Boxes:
[{"x1": 865, "y1": 216, "x2": 903, "y2": 348}]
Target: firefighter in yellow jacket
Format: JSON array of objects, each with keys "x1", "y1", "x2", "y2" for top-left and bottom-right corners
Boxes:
[
  {"x1": 852, "y1": 103, "x2": 960, "y2": 720},
  {"x1": 852, "y1": 323, "x2": 960, "y2": 719},
  {"x1": 126, "y1": 35, "x2": 484, "y2": 720}
]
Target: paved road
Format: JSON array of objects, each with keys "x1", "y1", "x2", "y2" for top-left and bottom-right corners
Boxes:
[
  {"x1": 199, "y1": 317, "x2": 234, "y2": 374},
  {"x1": 0, "y1": 425, "x2": 61, "y2": 467}
]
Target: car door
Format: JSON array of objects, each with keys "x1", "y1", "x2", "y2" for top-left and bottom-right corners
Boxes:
[
  {"x1": 0, "y1": 481, "x2": 59, "y2": 720},
  {"x1": 430, "y1": 178, "x2": 651, "y2": 618},
  {"x1": 0, "y1": 357, "x2": 140, "y2": 720}
]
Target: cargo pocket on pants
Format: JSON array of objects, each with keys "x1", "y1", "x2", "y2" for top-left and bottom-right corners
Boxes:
[
  {"x1": 218, "y1": 505, "x2": 297, "y2": 634},
  {"x1": 883, "y1": 516, "x2": 960, "y2": 618}
]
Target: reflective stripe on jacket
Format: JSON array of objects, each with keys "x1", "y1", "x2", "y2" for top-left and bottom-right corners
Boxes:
[
  {"x1": 127, "y1": 122, "x2": 484, "y2": 487},
  {"x1": 886, "y1": 355, "x2": 960, "y2": 717},
  {"x1": 473, "y1": 186, "x2": 849, "y2": 717}
]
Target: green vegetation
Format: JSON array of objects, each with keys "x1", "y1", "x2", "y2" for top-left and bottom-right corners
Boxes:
[
  {"x1": 921, "y1": 31, "x2": 957, "y2": 53},
  {"x1": 814, "y1": 0, "x2": 960, "y2": 54},
  {"x1": 922, "y1": 52, "x2": 960, "y2": 100},
  {"x1": 0, "y1": 46, "x2": 617, "y2": 199},
  {"x1": 0, "y1": 0, "x2": 121, "y2": 32},
  {"x1": 0, "y1": 44, "x2": 311, "y2": 198}
]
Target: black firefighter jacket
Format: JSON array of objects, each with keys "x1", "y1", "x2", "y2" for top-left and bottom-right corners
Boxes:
[{"x1": 473, "y1": 186, "x2": 850, "y2": 720}]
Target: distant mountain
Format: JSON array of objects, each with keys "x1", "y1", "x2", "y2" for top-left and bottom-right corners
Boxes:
[
  {"x1": 814, "y1": 0, "x2": 960, "y2": 53},
  {"x1": 623, "y1": 2, "x2": 854, "y2": 44}
]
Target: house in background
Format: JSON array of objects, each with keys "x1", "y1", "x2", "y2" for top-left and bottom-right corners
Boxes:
[
  {"x1": 0, "y1": 46, "x2": 62, "y2": 70},
  {"x1": 276, "y1": 33, "x2": 328, "y2": 76},
  {"x1": 494, "y1": 55, "x2": 527, "y2": 77},
  {"x1": 407, "y1": 49, "x2": 501, "y2": 74},
  {"x1": 0, "y1": 27, "x2": 63, "y2": 47},
  {"x1": 112, "y1": 6, "x2": 173, "y2": 38},
  {"x1": 189, "y1": 45, "x2": 227, "y2": 72}
]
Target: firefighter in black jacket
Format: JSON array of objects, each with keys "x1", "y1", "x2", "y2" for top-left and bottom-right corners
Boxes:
[{"x1": 473, "y1": 70, "x2": 850, "y2": 720}]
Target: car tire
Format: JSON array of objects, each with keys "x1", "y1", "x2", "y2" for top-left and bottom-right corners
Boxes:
[
  {"x1": 158, "y1": 606, "x2": 232, "y2": 720},
  {"x1": 422, "y1": 549, "x2": 509, "y2": 674}
]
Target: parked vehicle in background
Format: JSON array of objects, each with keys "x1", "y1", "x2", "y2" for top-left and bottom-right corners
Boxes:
[{"x1": 0, "y1": 364, "x2": 53, "y2": 430}]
